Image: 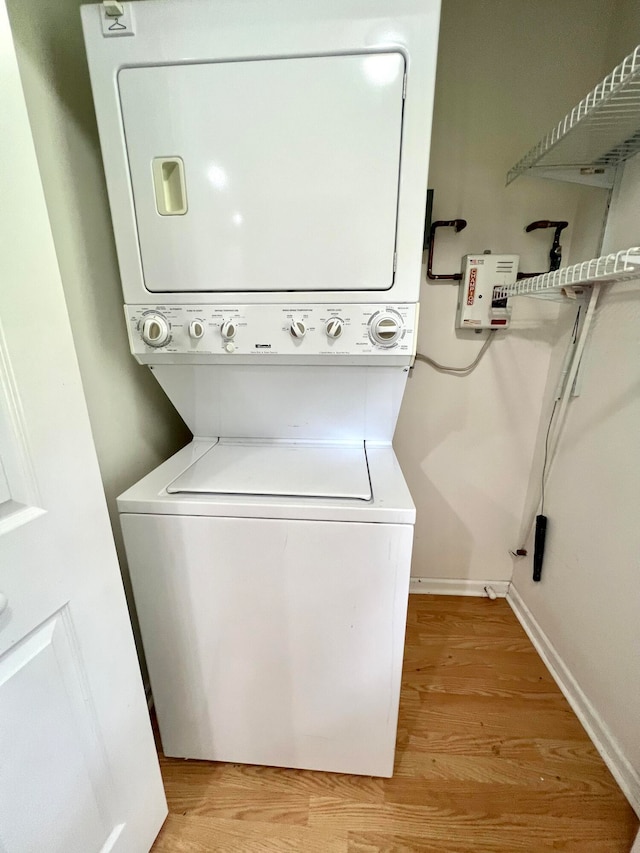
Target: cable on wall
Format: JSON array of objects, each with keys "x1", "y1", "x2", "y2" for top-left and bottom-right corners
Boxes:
[
  {"x1": 537, "y1": 307, "x2": 580, "y2": 520},
  {"x1": 415, "y1": 330, "x2": 496, "y2": 375},
  {"x1": 516, "y1": 289, "x2": 600, "y2": 556},
  {"x1": 539, "y1": 399, "x2": 558, "y2": 516}
]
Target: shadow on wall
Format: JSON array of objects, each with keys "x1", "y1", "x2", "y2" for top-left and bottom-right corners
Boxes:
[
  {"x1": 6, "y1": 0, "x2": 191, "y2": 679},
  {"x1": 7, "y1": 0, "x2": 191, "y2": 465},
  {"x1": 409, "y1": 467, "x2": 474, "y2": 580}
]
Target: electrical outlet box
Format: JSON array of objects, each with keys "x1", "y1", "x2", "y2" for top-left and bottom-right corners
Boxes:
[{"x1": 456, "y1": 254, "x2": 518, "y2": 330}]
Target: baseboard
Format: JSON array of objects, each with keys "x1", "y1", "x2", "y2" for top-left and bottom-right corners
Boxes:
[
  {"x1": 409, "y1": 577, "x2": 510, "y2": 598},
  {"x1": 507, "y1": 584, "x2": 640, "y2": 818}
]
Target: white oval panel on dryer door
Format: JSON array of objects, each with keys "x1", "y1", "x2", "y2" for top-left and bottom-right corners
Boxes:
[{"x1": 118, "y1": 53, "x2": 405, "y2": 294}]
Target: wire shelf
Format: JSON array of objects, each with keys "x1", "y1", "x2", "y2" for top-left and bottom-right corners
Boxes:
[
  {"x1": 494, "y1": 247, "x2": 640, "y2": 300},
  {"x1": 507, "y1": 46, "x2": 640, "y2": 187}
]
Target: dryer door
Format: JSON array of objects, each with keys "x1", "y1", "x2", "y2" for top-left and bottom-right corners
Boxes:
[{"x1": 118, "y1": 53, "x2": 405, "y2": 293}]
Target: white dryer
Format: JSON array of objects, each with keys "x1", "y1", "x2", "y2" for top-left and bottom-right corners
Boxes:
[{"x1": 81, "y1": 0, "x2": 440, "y2": 776}]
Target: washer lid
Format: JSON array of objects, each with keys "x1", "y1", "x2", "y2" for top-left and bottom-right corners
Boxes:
[{"x1": 166, "y1": 441, "x2": 372, "y2": 500}]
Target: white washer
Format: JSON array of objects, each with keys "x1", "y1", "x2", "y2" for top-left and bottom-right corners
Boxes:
[
  {"x1": 81, "y1": 0, "x2": 441, "y2": 777},
  {"x1": 118, "y1": 440, "x2": 414, "y2": 776}
]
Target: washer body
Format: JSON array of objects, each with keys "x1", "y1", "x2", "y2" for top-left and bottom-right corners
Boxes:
[{"x1": 119, "y1": 440, "x2": 414, "y2": 776}]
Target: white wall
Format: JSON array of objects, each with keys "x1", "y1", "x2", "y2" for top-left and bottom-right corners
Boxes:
[
  {"x1": 605, "y1": 0, "x2": 640, "y2": 61},
  {"x1": 512, "y1": 7, "x2": 640, "y2": 813},
  {"x1": 395, "y1": 0, "x2": 614, "y2": 582},
  {"x1": 6, "y1": 0, "x2": 190, "y2": 661}
]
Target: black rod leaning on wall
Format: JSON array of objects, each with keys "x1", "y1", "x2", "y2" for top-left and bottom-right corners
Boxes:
[{"x1": 533, "y1": 514, "x2": 548, "y2": 582}]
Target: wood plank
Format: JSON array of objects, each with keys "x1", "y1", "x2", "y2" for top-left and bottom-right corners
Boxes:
[
  {"x1": 159, "y1": 759, "x2": 385, "y2": 805},
  {"x1": 398, "y1": 693, "x2": 587, "y2": 739},
  {"x1": 402, "y1": 643, "x2": 552, "y2": 669},
  {"x1": 405, "y1": 675, "x2": 561, "y2": 700},
  {"x1": 152, "y1": 595, "x2": 639, "y2": 851},
  {"x1": 347, "y1": 830, "x2": 631, "y2": 853},
  {"x1": 389, "y1": 751, "x2": 624, "y2": 794},
  {"x1": 308, "y1": 793, "x2": 633, "y2": 830},
  {"x1": 161, "y1": 782, "x2": 310, "y2": 825},
  {"x1": 308, "y1": 797, "x2": 636, "y2": 849},
  {"x1": 408, "y1": 634, "x2": 536, "y2": 652},
  {"x1": 383, "y1": 777, "x2": 630, "y2": 813},
  {"x1": 152, "y1": 814, "x2": 348, "y2": 852},
  {"x1": 392, "y1": 729, "x2": 605, "y2": 762}
]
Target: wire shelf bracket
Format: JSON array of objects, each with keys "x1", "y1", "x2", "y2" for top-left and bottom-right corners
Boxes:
[
  {"x1": 494, "y1": 247, "x2": 640, "y2": 300},
  {"x1": 507, "y1": 45, "x2": 640, "y2": 188}
]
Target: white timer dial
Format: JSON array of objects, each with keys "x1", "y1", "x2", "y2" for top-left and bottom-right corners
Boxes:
[
  {"x1": 369, "y1": 312, "x2": 403, "y2": 347},
  {"x1": 140, "y1": 312, "x2": 171, "y2": 347}
]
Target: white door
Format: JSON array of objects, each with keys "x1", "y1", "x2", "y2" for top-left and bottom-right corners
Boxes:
[
  {"x1": 119, "y1": 52, "x2": 405, "y2": 293},
  {"x1": 0, "y1": 4, "x2": 167, "y2": 851}
]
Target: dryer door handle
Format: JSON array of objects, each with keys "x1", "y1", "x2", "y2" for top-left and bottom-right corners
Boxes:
[{"x1": 152, "y1": 157, "x2": 188, "y2": 215}]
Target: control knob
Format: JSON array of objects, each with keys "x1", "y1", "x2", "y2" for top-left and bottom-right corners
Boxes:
[
  {"x1": 325, "y1": 317, "x2": 344, "y2": 339},
  {"x1": 140, "y1": 312, "x2": 171, "y2": 348},
  {"x1": 220, "y1": 319, "x2": 237, "y2": 340},
  {"x1": 290, "y1": 319, "x2": 307, "y2": 339},
  {"x1": 369, "y1": 312, "x2": 403, "y2": 347},
  {"x1": 189, "y1": 320, "x2": 205, "y2": 340}
]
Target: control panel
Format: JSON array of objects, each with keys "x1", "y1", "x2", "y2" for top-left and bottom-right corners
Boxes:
[{"x1": 125, "y1": 304, "x2": 417, "y2": 357}]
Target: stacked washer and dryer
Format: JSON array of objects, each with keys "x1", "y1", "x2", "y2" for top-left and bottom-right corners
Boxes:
[{"x1": 82, "y1": 0, "x2": 440, "y2": 777}]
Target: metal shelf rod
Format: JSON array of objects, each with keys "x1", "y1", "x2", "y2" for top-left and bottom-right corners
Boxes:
[{"x1": 494, "y1": 247, "x2": 640, "y2": 300}]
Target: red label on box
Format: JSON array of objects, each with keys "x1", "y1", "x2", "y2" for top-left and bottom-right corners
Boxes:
[{"x1": 467, "y1": 268, "x2": 477, "y2": 305}]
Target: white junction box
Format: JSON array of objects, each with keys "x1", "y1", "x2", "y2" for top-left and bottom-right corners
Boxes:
[{"x1": 456, "y1": 254, "x2": 518, "y2": 329}]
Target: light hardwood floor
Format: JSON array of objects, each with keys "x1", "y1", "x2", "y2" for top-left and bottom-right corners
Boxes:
[{"x1": 151, "y1": 595, "x2": 638, "y2": 852}]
